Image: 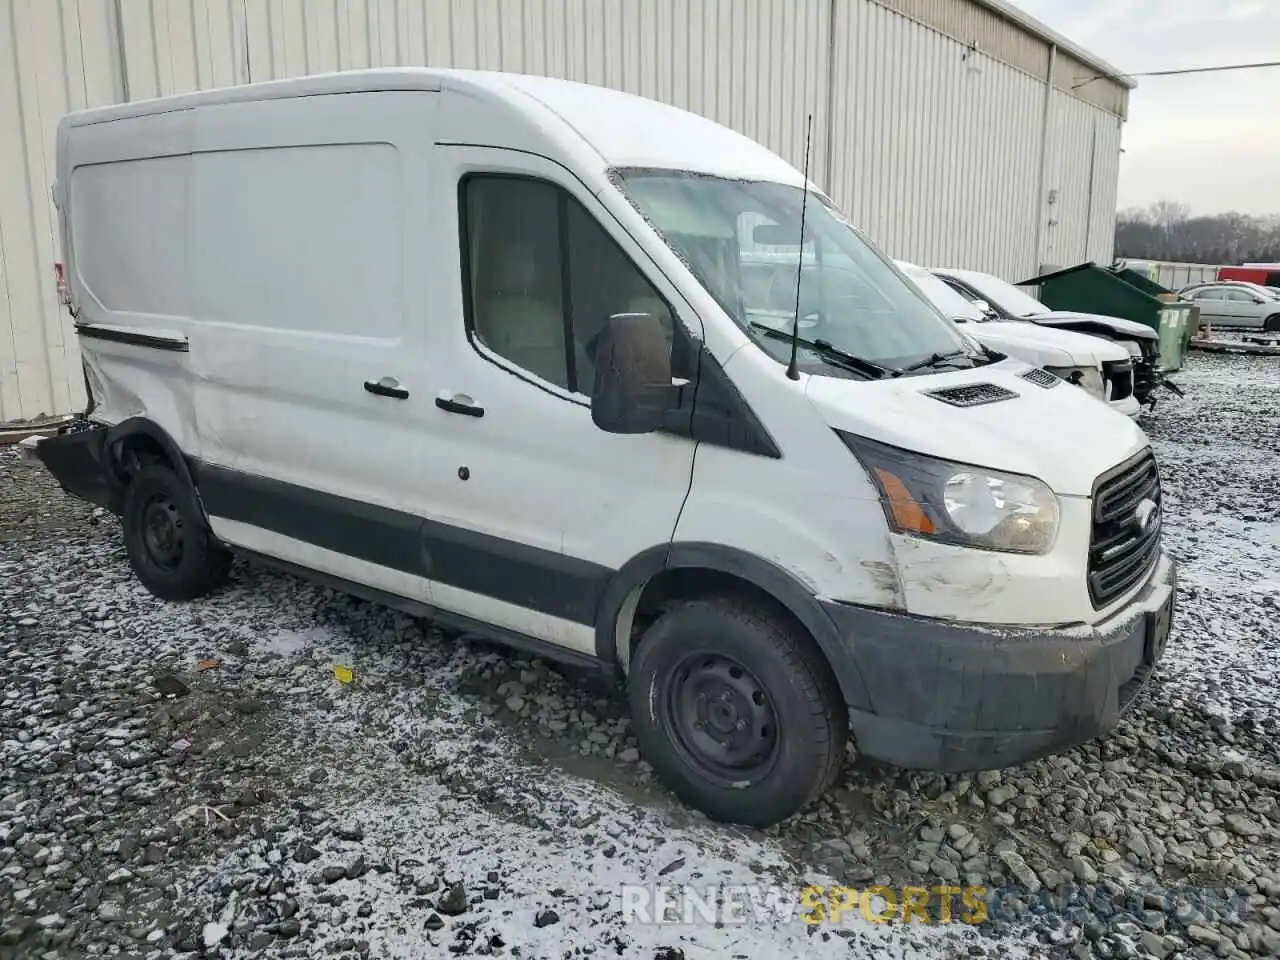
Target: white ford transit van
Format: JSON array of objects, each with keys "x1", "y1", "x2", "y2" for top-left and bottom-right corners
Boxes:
[
  {"x1": 894, "y1": 261, "x2": 1142, "y2": 419},
  {"x1": 36, "y1": 69, "x2": 1175, "y2": 828}
]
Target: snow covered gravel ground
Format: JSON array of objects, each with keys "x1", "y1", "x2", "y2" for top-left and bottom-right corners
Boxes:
[{"x1": 1, "y1": 350, "x2": 1278, "y2": 960}]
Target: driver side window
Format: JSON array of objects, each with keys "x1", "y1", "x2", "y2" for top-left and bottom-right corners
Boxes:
[{"x1": 462, "y1": 174, "x2": 676, "y2": 396}]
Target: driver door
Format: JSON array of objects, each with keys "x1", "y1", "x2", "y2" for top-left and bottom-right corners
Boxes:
[{"x1": 414, "y1": 146, "x2": 701, "y2": 653}]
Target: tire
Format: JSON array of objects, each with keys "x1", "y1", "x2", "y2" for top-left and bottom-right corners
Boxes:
[
  {"x1": 1264, "y1": 315, "x2": 1280, "y2": 333},
  {"x1": 122, "y1": 464, "x2": 231, "y2": 601},
  {"x1": 628, "y1": 596, "x2": 847, "y2": 827}
]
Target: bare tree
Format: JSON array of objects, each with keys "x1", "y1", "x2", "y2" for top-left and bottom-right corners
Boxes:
[{"x1": 1114, "y1": 204, "x2": 1280, "y2": 263}]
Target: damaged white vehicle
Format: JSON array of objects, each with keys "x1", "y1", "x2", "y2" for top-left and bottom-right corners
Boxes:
[
  {"x1": 34, "y1": 68, "x2": 1175, "y2": 827},
  {"x1": 931, "y1": 267, "x2": 1165, "y2": 408},
  {"x1": 895, "y1": 260, "x2": 1141, "y2": 418}
]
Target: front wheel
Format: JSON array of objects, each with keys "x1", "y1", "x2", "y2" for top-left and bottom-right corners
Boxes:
[
  {"x1": 1264, "y1": 314, "x2": 1280, "y2": 333},
  {"x1": 122, "y1": 465, "x2": 232, "y2": 601},
  {"x1": 628, "y1": 597, "x2": 847, "y2": 827}
]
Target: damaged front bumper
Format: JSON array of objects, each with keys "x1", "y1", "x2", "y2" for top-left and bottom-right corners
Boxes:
[
  {"x1": 824, "y1": 552, "x2": 1177, "y2": 772},
  {"x1": 28, "y1": 423, "x2": 121, "y2": 513}
]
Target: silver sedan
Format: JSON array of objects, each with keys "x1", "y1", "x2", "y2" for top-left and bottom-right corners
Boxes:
[{"x1": 1181, "y1": 282, "x2": 1280, "y2": 331}]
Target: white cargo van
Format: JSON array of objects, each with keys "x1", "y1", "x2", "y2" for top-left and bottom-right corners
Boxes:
[
  {"x1": 894, "y1": 261, "x2": 1142, "y2": 418},
  {"x1": 36, "y1": 69, "x2": 1175, "y2": 827}
]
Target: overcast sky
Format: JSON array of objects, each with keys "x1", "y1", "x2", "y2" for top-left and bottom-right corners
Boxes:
[{"x1": 1008, "y1": 0, "x2": 1280, "y2": 217}]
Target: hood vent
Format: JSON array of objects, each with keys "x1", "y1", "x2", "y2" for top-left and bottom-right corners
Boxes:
[
  {"x1": 923, "y1": 383, "x2": 1019, "y2": 407},
  {"x1": 1019, "y1": 367, "x2": 1061, "y2": 389}
]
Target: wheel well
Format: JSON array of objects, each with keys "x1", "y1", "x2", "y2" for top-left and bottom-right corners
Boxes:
[
  {"x1": 616, "y1": 567, "x2": 837, "y2": 690},
  {"x1": 109, "y1": 433, "x2": 174, "y2": 483}
]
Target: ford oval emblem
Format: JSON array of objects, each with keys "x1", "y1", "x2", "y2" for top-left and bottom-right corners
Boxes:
[{"x1": 1132, "y1": 498, "x2": 1158, "y2": 534}]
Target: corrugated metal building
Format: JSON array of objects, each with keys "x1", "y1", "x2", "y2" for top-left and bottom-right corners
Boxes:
[{"x1": 0, "y1": 0, "x2": 1131, "y2": 426}]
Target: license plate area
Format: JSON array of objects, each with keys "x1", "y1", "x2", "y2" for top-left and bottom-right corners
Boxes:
[{"x1": 1143, "y1": 591, "x2": 1174, "y2": 666}]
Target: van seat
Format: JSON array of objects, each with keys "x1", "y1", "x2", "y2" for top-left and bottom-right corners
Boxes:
[{"x1": 478, "y1": 299, "x2": 593, "y2": 393}]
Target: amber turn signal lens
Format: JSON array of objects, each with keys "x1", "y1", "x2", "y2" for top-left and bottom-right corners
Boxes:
[{"x1": 874, "y1": 468, "x2": 936, "y2": 535}]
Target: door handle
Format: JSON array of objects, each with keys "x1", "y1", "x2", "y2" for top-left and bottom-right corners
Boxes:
[
  {"x1": 364, "y1": 377, "x2": 409, "y2": 400},
  {"x1": 435, "y1": 392, "x2": 484, "y2": 418}
]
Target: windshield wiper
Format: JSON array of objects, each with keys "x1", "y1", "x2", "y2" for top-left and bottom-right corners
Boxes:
[
  {"x1": 749, "y1": 323, "x2": 891, "y2": 379},
  {"x1": 892, "y1": 348, "x2": 975, "y2": 376}
]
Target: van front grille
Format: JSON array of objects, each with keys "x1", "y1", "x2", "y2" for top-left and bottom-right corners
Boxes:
[{"x1": 1088, "y1": 449, "x2": 1162, "y2": 608}]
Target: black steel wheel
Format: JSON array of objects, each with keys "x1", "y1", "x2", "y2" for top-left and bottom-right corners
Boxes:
[
  {"x1": 140, "y1": 493, "x2": 186, "y2": 570},
  {"x1": 663, "y1": 652, "x2": 780, "y2": 786},
  {"x1": 629, "y1": 596, "x2": 846, "y2": 827},
  {"x1": 123, "y1": 465, "x2": 231, "y2": 601}
]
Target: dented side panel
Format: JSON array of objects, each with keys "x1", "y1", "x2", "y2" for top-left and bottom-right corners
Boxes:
[
  {"x1": 79, "y1": 337, "x2": 200, "y2": 455},
  {"x1": 675, "y1": 446, "x2": 904, "y2": 611},
  {"x1": 60, "y1": 106, "x2": 200, "y2": 457}
]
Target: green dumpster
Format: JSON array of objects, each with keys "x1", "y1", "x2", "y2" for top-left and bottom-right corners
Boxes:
[{"x1": 1017, "y1": 262, "x2": 1196, "y2": 372}]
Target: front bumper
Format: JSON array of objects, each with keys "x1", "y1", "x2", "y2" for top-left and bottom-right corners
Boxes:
[{"x1": 823, "y1": 552, "x2": 1176, "y2": 772}]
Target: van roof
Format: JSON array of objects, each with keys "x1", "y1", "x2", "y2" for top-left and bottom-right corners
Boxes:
[{"x1": 64, "y1": 67, "x2": 807, "y2": 188}]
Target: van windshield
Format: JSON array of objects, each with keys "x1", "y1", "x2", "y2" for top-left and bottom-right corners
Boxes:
[{"x1": 613, "y1": 170, "x2": 974, "y2": 376}]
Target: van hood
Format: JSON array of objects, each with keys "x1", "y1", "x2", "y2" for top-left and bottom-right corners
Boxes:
[
  {"x1": 805, "y1": 358, "x2": 1148, "y2": 496},
  {"x1": 963, "y1": 321, "x2": 1128, "y2": 366},
  {"x1": 1028, "y1": 311, "x2": 1158, "y2": 341}
]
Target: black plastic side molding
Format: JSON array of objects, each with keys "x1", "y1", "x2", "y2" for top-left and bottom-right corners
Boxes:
[{"x1": 74, "y1": 324, "x2": 189, "y2": 352}]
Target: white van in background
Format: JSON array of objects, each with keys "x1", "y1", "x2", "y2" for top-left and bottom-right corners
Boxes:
[
  {"x1": 895, "y1": 261, "x2": 1141, "y2": 419},
  {"x1": 35, "y1": 69, "x2": 1175, "y2": 827}
]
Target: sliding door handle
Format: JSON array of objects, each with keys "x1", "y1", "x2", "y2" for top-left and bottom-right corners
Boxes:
[
  {"x1": 364, "y1": 377, "x2": 409, "y2": 400},
  {"x1": 435, "y1": 392, "x2": 484, "y2": 418}
]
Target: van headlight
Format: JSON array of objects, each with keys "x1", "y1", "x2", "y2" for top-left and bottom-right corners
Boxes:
[
  {"x1": 1045, "y1": 365, "x2": 1105, "y2": 399},
  {"x1": 839, "y1": 433, "x2": 1060, "y2": 554}
]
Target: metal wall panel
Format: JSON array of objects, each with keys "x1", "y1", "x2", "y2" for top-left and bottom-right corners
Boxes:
[
  {"x1": 871, "y1": 0, "x2": 1047, "y2": 80},
  {"x1": 829, "y1": 0, "x2": 1044, "y2": 280},
  {"x1": 1, "y1": 0, "x2": 1128, "y2": 425},
  {"x1": 1042, "y1": 90, "x2": 1122, "y2": 271},
  {"x1": 0, "y1": 0, "x2": 117, "y2": 425},
  {"x1": 112, "y1": 0, "x2": 832, "y2": 180},
  {"x1": 1053, "y1": 51, "x2": 1126, "y2": 118},
  {"x1": 872, "y1": 0, "x2": 1128, "y2": 117}
]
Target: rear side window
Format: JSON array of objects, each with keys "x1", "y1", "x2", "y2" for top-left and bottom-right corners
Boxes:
[{"x1": 461, "y1": 175, "x2": 675, "y2": 395}]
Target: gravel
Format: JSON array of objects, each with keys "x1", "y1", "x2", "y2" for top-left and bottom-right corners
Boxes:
[{"x1": 1, "y1": 351, "x2": 1277, "y2": 959}]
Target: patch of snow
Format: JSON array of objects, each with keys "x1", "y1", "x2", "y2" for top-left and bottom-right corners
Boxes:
[
  {"x1": 201, "y1": 921, "x2": 227, "y2": 948},
  {"x1": 261, "y1": 626, "x2": 330, "y2": 657}
]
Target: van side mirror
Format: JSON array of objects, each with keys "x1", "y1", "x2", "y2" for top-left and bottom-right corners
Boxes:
[
  {"x1": 973, "y1": 299, "x2": 993, "y2": 316},
  {"x1": 590, "y1": 313, "x2": 678, "y2": 434}
]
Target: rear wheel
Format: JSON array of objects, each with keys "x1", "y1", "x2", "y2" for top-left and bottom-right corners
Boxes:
[
  {"x1": 1264, "y1": 314, "x2": 1280, "y2": 332},
  {"x1": 122, "y1": 465, "x2": 231, "y2": 601},
  {"x1": 628, "y1": 596, "x2": 846, "y2": 827}
]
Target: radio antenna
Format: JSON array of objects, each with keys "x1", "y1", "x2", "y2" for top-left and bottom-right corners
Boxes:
[{"x1": 786, "y1": 113, "x2": 813, "y2": 381}]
